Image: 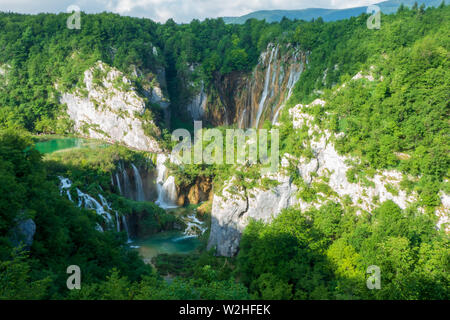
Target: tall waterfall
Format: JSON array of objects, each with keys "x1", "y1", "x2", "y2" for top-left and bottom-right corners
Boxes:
[
  {"x1": 122, "y1": 215, "x2": 131, "y2": 242},
  {"x1": 115, "y1": 211, "x2": 121, "y2": 232},
  {"x1": 131, "y1": 163, "x2": 145, "y2": 201},
  {"x1": 115, "y1": 173, "x2": 122, "y2": 195},
  {"x1": 155, "y1": 154, "x2": 178, "y2": 209},
  {"x1": 122, "y1": 166, "x2": 131, "y2": 199},
  {"x1": 255, "y1": 45, "x2": 278, "y2": 128},
  {"x1": 272, "y1": 61, "x2": 304, "y2": 125}
]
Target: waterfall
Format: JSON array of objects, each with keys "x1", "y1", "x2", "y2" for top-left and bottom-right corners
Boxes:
[
  {"x1": 58, "y1": 176, "x2": 73, "y2": 201},
  {"x1": 58, "y1": 176, "x2": 131, "y2": 236},
  {"x1": 173, "y1": 213, "x2": 206, "y2": 242},
  {"x1": 272, "y1": 62, "x2": 304, "y2": 125},
  {"x1": 183, "y1": 213, "x2": 207, "y2": 235},
  {"x1": 255, "y1": 45, "x2": 277, "y2": 128},
  {"x1": 122, "y1": 215, "x2": 131, "y2": 243},
  {"x1": 122, "y1": 167, "x2": 131, "y2": 198},
  {"x1": 239, "y1": 109, "x2": 247, "y2": 129},
  {"x1": 115, "y1": 173, "x2": 122, "y2": 195},
  {"x1": 155, "y1": 154, "x2": 178, "y2": 209},
  {"x1": 77, "y1": 189, "x2": 113, "y2": 224},
  {"x1": 115, "y1": 211, "x2": 120, "y2": 232},
  {"x1": 131, "y1": 163, "x2": 145, "y2": 201}
]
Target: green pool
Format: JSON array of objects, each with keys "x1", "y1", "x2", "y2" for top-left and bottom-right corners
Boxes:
[
  {"x1": 35, "y1": 138, "x2": 107, "y2": 154},
  {"x1": 35, "y1": 138, "x2": 86, "y2": 154},
  {"x1": 130, "y1": 231, "x2": 200, "y2": 264}
]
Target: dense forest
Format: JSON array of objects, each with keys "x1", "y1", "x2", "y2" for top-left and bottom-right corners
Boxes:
[{"x1": 0, "y1": 3, "x2": 449, "y2": 300}]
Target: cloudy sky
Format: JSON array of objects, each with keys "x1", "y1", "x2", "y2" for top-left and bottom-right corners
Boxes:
[{"x1": 0, "y1": 0, "x2": 384, "y2": 23}]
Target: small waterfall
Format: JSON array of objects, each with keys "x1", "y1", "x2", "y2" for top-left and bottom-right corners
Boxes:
[
  {"x1": 183, "y1": 213, "x2": 207, "y2": 235},
  {"x1": 173, "y1": 213, "x2": 206, "y2": 242},
  {"x1": 131, "y1": 163, "x2": 145, "y2": 201},
  {"x1": 255, "y1": 45, "x2": 277, "y2": 128},
  {"x1": 77, "y1": 189, "x2": 113, "y2": 224},
  {"x1": 115, "y1": 211, "x2": 120, "y2": 232},
  {"x1": 155, "y1": 154, "x2": 178, "y2": 209},
  {"x1": 58, "y1": 176, "x2": 73, "y2": 201},
  {"x1": 115, "y1": 173, "x2": 122, "y2": 195},
  {"x1": 122, "y1": 215, "x2": 131, "y2": 243},
  {"x1": 239, "y1": 109, "x2": 247, "y2": 129},
  {"x1": 58, "y1": 176, "x2": 132, "y2": 238},
  {"x1": 122, "y1": 167, "x2": 131, "y2": 198}
]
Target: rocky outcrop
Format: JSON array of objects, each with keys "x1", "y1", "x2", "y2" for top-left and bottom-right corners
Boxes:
[
  {"x1": 207, "y1": 174, "x2": 297, "y2": 256},
  {"x1": 59, "y1": 61, "x2": 166, "y2": 152},
  {"x1": 10, "y1": 218, "x2": 36, "y2": 249},
  {"x1": 176, "y1": 176, "x2": 213, "y2": 206},
  {"x1": 186, "y1": 81, "x2": 208, "y2": 121}
]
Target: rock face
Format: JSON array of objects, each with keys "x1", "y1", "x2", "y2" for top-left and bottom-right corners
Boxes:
[
  {"x1": 182, "y1": 43, "x2": 307, "y2": 128},
  {"x1": 207, "y1": 174, "x2": 297, "y2": 256},
  {"x1": 208, "y1": 76, "x2": 449, "y2": 257},
  {"x1": 60, "y1": 61, "x2": 165, "y2": 152},
  {"x1": 10, "y1": 218, "x2": 36, "y2": 249},
  {"x1": 186, "y1": 81, "x2": 207, "y2": 121}
]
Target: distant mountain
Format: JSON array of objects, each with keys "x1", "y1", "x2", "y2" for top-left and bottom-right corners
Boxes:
[{"x1": 222, "y1": 0, "x2": 445, "y2": 24}]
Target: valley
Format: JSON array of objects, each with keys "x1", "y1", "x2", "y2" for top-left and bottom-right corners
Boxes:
[{"x1": 0, "y1": 2, "x2": 448, "y2": 300}]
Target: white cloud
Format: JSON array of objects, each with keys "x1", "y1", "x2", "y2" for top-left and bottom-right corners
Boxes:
[{"x1": 0, "y1": 0, "x2": 384, "y2": 23}]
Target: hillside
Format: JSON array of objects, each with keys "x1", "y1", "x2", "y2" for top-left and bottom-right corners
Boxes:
[
  {"x1": 0, "y1": 4, "x2": 448, "y2": 300},
  {"x1": 223, "y1": 0, "x2": 445, "y2": 23}
]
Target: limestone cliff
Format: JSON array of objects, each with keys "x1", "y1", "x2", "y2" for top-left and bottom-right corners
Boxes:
[{"x1": 59, "y1": 61, "x2": 169, "y2": 152}]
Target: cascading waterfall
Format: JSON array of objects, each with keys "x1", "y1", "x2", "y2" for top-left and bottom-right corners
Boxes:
[
  {"x1": 122, "y1": 215, "x2": 131, "y2": 243},
  {"x1": 58, "y1": 176, "x2": 128, "y2": 235},
  {"x1": 173, "y1": 213, "x2": 207, "y2": 242},
  {"x1": 58, "y1": 176, "x2": 73, "y2": 201},
  {"x1": 122, "y1": 165, "x2": 131, "y2": 199},
  {"x1": 115, "y1": 211, "x2": 120, "y2": 232},
  {"x1": 255, "y1": 45, "x2": 278, "y2": 128},
  {"x1": 239, "y1": 109, "x2": 247, "y2": 129},
  {"x1": 272, "y1": 61, "x2": 304, "y2": 125},
  {"x1": 77, "y1": 189, "x2": 113, "y2": 224},
  {"x1": 131, "y1": 163, "x2": 145, "y2": 201},
  {"x1": 155, "y1": 154, "x2": 178, "y2": 209},
  {"x1": 115, "y1": 173, "x2": 122, "y2": 195}
]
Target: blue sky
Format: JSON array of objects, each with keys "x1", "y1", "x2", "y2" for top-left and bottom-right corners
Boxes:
[{"x1": 0, "y1": 0, "x2": 384, "y2": 23}]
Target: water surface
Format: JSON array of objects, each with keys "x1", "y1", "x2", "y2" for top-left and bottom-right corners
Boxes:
[
  {"x1": 130, "y1": 231, "x2": 200, "y2": 264},
  {"x1": 35, "y1": 138, "x2": 87, "y2": 154},
  {"x1": 35, "y1": 137, "x2": 107, "y2": 154}
]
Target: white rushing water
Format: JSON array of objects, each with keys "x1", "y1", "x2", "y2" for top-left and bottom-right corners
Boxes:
[
  {"x1": 115, "y1": 173, "x2": 122, "y2": 195},
  {"x1": 155, "y1": 154, "x2": 178, "y2": 209},
  {"x1": 58, "y1": 176, "x2": 73, "y2": 201},
  {"x1": 77, "y1": 189, "x2": 113, "y2": 224},
  {"x1": 122, "y1": 167, "x2": 131, "y2": 198},
  {"x1": 184, "y1": 213, "x2": 207, "y2": 235},
  {"x1": 131, "y1": 163, "x2": 145, "y2": 201},
  {"x1": 255, "y1": 45, "x2": 278, "y2": 128},
  {"x1": 115, "y1": 211, "x2": 121, "y2": 232},
  {"x1": 122, "y1": 215, "x2": 131, "y2": 243},
  {"x1": 272, "y1": 62, "x2": 304, "y2": 125},
  {"x1": 58, "y1": 176, "x2": 127, "y2": 234},
  {"x1": 173, "y1": 213, "x2": 207, "y2": 241}
]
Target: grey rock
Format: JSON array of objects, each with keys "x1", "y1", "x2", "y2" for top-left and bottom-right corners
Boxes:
[{"x1": 10, "y1": 219, "x2": 36, "y2": 249}]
